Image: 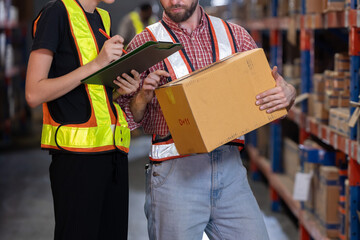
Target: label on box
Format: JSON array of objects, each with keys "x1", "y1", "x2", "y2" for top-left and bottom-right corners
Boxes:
[{"x1": 293, "y1": 172, "x2": 313, "y2": 201}]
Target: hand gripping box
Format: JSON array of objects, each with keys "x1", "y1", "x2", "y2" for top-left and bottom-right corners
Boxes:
[{"x1": 155, "y1": 48, "x2": 287, "y2": 155}]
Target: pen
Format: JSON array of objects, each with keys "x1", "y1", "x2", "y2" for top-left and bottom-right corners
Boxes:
[{"x1": 99, "y1": 28, "x2": 127, "y2": 54}]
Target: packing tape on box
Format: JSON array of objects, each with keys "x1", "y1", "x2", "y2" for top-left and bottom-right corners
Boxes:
[{"x1": 165, "y1": 88, "x2": 176, "y2": 104}]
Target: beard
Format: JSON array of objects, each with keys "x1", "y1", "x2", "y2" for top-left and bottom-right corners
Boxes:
[{"x1": 161, "y1": 0, "x2": 198, "y2": 23}]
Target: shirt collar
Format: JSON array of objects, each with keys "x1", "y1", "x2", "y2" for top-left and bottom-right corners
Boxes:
[{"x1": 162, "y1": 6, "x2": 207, "y2": 35}]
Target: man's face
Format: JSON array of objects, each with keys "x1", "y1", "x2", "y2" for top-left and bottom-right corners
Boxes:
[{"x1": 160, "y1": 0, "x2": 199, "y2": 23}]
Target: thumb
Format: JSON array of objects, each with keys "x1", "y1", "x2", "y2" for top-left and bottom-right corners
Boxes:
[{"x1": 271, "y1": 66, "x2": 279, "y2": 81}]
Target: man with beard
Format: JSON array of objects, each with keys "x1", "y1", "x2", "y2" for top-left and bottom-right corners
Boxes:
[{"x1": 118, "y1": 0, "x2": 296, "y2": 239}]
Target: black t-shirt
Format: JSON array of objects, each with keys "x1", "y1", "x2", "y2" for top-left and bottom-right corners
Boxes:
[{"x1": 32, "y1": 0, "x2": 116, "y2": 124}]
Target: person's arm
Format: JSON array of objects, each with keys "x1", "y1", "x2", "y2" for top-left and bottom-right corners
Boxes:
[
  {"x1": 255, "y1": 66, "x2": 296, "y2": 113},
  {"x1": 26, "y1": 35, "x2": 125, "y2": 108},
  {"x1": 129, "y1": 70, "x2": 169, "y2": 122}
]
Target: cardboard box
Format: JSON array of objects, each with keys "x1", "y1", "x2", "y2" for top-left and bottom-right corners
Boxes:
[
  {"x1": 317, "y1": 166, "x2": 340, "y2": 238},
  {"x1": 304, "y1": 162, "x2": 320, "y2": 213},
  {"x1": 289, "y1": 0, "x2": 301, "y2": 15},
  {"x1": 334, "y1": 53, "x2": 350, "y2": 73},
  {"x1": 314, "y1": 100, "x2": 329, "y2": 123},
  {"x1": 313, "y1": 74, "x2": 325, "y2": 102},
  {"x1": 324, "y1": 0, "x2": 345, "y2": 12},
  {"x1": 155, "y1": 48, "x2": 287, "y2": 155},
  {"x1": 307, "y1": 0, "x2": 324, "y2": 13},
  {"x1": 283, "y1": 138, "x2": 300, "y2": 181}
]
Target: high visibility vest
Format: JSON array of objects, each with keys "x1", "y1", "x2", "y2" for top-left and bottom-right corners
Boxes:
[
  {"x1": 33, "y1": 0, "x2": 130, "y2": 154},
  {"x1": 129, "y1": 11, "x2": 157, "y2": 35},
  {"x1": 146, "y1": 14, "x2": 245, "y2": 161}
]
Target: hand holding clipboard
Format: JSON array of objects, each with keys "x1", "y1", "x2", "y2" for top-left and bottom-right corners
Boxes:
[{"x1": 81, "y1": 38, "x2": 183, "y2": 89}]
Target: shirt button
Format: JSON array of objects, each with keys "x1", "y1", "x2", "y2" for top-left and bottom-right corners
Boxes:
[{"x1": 199, "y1": 58, "x2": 202, "y2": 61}]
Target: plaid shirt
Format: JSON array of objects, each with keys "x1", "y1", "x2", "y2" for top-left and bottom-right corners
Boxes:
[{"x1": 117, "y1": 7, "x2": 257, "y2": 136}]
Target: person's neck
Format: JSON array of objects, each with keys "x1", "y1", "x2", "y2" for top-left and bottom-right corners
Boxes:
[
  {"x1": 78, "y1": 0, "x2": 98, "y2": 13},
  {"x1": 178, "y1": 5, "x2": 201, "y2": 35}
]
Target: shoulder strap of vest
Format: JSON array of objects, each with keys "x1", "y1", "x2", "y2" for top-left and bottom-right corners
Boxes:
[
  {"x1": 146, "y1": 21, "x2": 194, "y2": 80},
  {"x1": 205, "y1": 14, "x2": 237, "y2": 61},
  {"x1": 96, "y1": 7, "x2": 111, "y2": 36}
]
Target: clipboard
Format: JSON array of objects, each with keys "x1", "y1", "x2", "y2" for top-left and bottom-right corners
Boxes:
[{"x1": 81, "y1": 41, "x2": 183, "y2": 88}]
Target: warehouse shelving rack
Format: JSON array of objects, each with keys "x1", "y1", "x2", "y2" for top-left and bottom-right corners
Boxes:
[
  {"x1": 232, "y1": 0, "x2": 360, "y2": 240},
  {"x1": 0, "y1": 0, "x2": 31, "y2": 148}
]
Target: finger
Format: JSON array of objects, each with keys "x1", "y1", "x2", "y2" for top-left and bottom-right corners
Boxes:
[
  {"x1": 272, "y1": 66, "x2": 279, "y2": 80},
  {"x1": 259, "y1": 99, "x2": 286, "y2": 111},
  {"x1": 111, "y1": 35, "x2": 124, "y2": 44},
  {"x1": 153, "y1": 69, "x2": 170, "y2": 78},
  {"x1": 256, "y1": 87, "x2": 282, "y2": 100},
  {"x1": 114, "y1": 77, "x2": 133, "y2": 89},
  {"x1": 130, "y1": 70, "x2": 140, "y2": 80},
  {"x1": 143, "y1": 79, "x2": 159, "y2": 89},
  {"x1": 256, "y1": 93, "x2": 285, "y2": 106},
  {"x1": 265, "y1": 103, "x2": 288, "y2": 113}
]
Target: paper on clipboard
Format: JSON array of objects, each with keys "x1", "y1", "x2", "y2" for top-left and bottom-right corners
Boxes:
[{"x1": 81, "y1": 41, "x2": 183, "y2": 88}]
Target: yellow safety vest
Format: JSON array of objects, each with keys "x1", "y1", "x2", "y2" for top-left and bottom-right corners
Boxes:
[
  {"x1": 33, "y1": 0, "x2": 130, "y2": 153},
  {"x1": 129, "y1": 11, "x2": 156, "y2": 34}
]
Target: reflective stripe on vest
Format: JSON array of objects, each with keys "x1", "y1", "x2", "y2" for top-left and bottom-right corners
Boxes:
[
  {"x1": 35, "y1": 0, "x2": 130, "y2": 153},
  {"x1": 146, "y1": 15, "x2": 243, "y2": 161},
  {"x1": 146, "y1": 22, "x2": 191, "y2": 80}
]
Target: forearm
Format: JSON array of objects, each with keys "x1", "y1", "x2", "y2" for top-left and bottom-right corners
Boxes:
[
  {"x1": 129, "y1": 93, "x2": 149, "y2": 123},
  {"x1": 26, "y1": 56, "x2": 100, "y2": 108}
]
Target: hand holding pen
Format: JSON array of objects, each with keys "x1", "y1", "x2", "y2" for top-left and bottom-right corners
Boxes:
[
  {"x1": 92, "y1": 29, "x2": 126, "y2": 69},
  {"x1": 98, "y1": 29, "x2": 140, "y2": 96},
  {"x1": 99, "y1": 28, "x2": 127, "y2": 54}
]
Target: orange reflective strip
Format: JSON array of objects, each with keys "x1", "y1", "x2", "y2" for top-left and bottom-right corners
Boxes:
[
  {"x1": 146, "y1": 27, "x2": 157, "y2": 41},
  {"x1": 146, "y1": 27, "x2": 177, "y2": 80},
  {"x1": 222, "y1": 20, "x2": 235, "y2": 54},
  {"x1": 160, "y1": 26, "x2": 193, "y2": 77},
  {"x1": 149, "y1": 154, "x2": 189, "y2": 162},
  {"x1": 152, "y1": 138, "x2": 175, "y2": 145},
  {"x1": 339, "y1": 169, "x2": 348, "y2": 176},
  {"x1": 178, "y1": 50, "x2": 193, "y2": 74},
  {"x1": 55, "y1": 85, "x2": 97, "y2": 128},
  {"x1": 164, "y1": 58, "x2": 177, "y2": 80},
  {"x1": 208, "y1": 19, "x2": 220, "y2": 61},
  {"x1": 42, "y1": 143, "x2": 129, "y2": 153},
  {"x1": 33, "y1": 13, "x2": 42, "y2": 38},
  {"x1": 103, "y1": 86, "x2": 116, "y2": 124},
  {"x1": 338, "y1": 206, "x2": 346, "y2": 214},
  {"x1": 339, "y1": 195, "x2": 346, "y2": 202},
  {"x1": 339, "y1": 234, "x2": 346, "y2": 240}
]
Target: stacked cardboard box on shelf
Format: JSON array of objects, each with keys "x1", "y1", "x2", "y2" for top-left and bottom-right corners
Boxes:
[
  {"x1": 288, "y1": 0, "x2": 301, "y2": 15},
  {"x1": 283, "y1": 138, "x2": 301, "y2": 181},
  {"x1": 304, "y1": 161, "x2": 320, "y2": 214},
  {"x1": 323, "y1": 0, "x2": 345, "y2": 12},
  {"x1": 317, "y1": 166, "x2": 340, "y2": 238},
  {"x1": 300, "y1": 139, "x2": 341, "y2": 238},
  {"x1": 329, "y1": 108, "x2": 350, "y2": 136},
  {"x1": 306, "y1": 0, "x2": 324, "y2": 13},
  {"x1": 311, "y1": 53, "x2": 350, "y2": 127}
]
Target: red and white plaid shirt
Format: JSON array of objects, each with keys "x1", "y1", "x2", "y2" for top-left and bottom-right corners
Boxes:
[{"x1": 117, "y1": 7, "x2": 257, "y2": 136}]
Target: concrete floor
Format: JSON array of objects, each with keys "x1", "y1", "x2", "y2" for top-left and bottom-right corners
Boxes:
[{"x1": 0, "y1": 134, "x2": 298, "y2": 240}]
